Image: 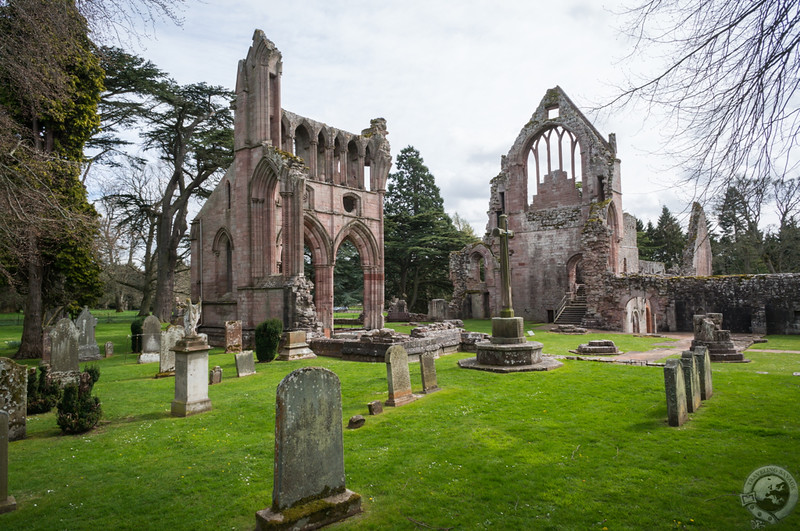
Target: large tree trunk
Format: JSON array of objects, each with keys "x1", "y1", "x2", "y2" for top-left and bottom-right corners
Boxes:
[{"x1": 17, "y1": 246, "x2": 44, "y2": 359}]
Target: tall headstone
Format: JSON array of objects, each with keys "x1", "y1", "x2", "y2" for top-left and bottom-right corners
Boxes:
[
  {"x1": 692, "y1": 345, "x2": 713, "y2": 400},
  {"x1": 104, "y1": 341, "x2": 114, "y2": 358},
  {"x1": 664, "y1": 359, "x2": 688, "y2": 427},
  {"x1": 255, "y1": 367, "x2": 361, "y2": 530},
  {"x1": 235, "y1": 351, "x2": 256, "y2": 377},
  {"x1": 49, "y1": 318, "x2": 80, "y2": 386},
  {"x1": 0, "y1": 411, "x2": 16, "y2": 513},
  {"x1": 139, "y1": 315, "x2": 161, "y2": 364},
  {"x1": 680, "y1": 352, "x2": 702, "y2": 413},
  {"x1": 75, "y1": 307, "x2": 101, "y2": 361},
  {"x1": 171, "y1": 319, "x2": 211, "y2": 417},
  {"x1": 225, "y1": 320, "x2": 243, "y2": 353},
  {"x1": 420, "y1": 351, "x2": 439, "y2": 394},
  {"x1": 209, "y1": 366, "x2": 223, "y2": 385},
  {"x1": 0, "y1": 360, "x2": 26, "y2": 441},
  {"x1": 159, "y1": 325, "x2": 185, "y2": 374},
  {"x1": 385, "y1": 345, "x2": 416, "y2": 407}
]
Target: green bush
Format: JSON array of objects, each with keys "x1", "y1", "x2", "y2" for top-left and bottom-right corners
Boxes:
[
  {"x1": 27, "y1": 365, "x2": 61, "y2": 415},
  {"x1": 84, "y1": 363, "x2": 100, "y2": 384},
  {"x1": 56, "y1": 371, "x2": 102, "y2": 434},
  {"x1": 131, "y1": 317, "x2": 145, "y2": 353},
  {"x1": 254, "y1": 318, "x2": 283, "y2": 362}
]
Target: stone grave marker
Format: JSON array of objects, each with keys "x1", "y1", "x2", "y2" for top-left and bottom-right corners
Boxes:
[
  {"x1": 277, "y1": 330, "x2": 316, "y2": 361},
  {"x1": 171, "y1": 334, "x2": 212, "y2": 417},
  {"x1": 159, "y1": 325, "x2": 185, "y2": 374},
  {"x1": 680, "y1": 352, "x2": 702, "y2": 413},
  {"x1": 235, "y1": 351, "x2": 256, "y2": 377},
  {"x1": 209, "y1": 366, "x2": 223, "y2": 385},
  {"x1": 0, "y1": 411, "x2": 16, "y2": 513},
  {"x1": 49, "y1": 318, "x2": 80, "y2": 386},
  {"x1": 368, "y1": 400, "x2": 383, "y2": 415},
  {"x1": 0, "y1": 359, "x2": 26, "y2": 441},
  {"x1": 41, "y1": 325, "x2": 53, "y2": 364},
  {"x1": 384, "y1": 345, "x2": 417, "y2": 407},
  {"x1": 104, "y1": 341, "x2": 114, "y2": 358},
  {"x1": 75, "y1": 307, "x2": 101, "y2": 361},
  {"x1": 225, "y1": 320, "x2": 242, "y2": 353},
  {"x1": 347, "y1": 415, "x2": 365, "y2": 429},
  {"x1": 692, "y1": 345, "x2": 713, "y2": 400},
  {"x1": 420, "y1": 351, "x2": 439, "y2": 394},
  {"x1": 427, "y1": 299, "x2": 448, "y2": 321},
  {"x1": 664, "y1": 359, "x2": 688, "y2": 427},
  {"x1": 255, "y1": 367, "x2": 361, "y2": 530},
  {"x1": 139, "y1": 315, "x2": 161, "y2": 363}
]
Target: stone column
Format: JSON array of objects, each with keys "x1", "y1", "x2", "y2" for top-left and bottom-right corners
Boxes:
[
  {"x1": 363, "y1": 265, "x2": 384, "y2": 330},
  {"x1": 314, "y1": 264, "x2": 334, "y2": 335},
  {"x1": 171, "y1": 336, "x2": 212, "y2": 417},
  {"x1": 308, "y1": 140, "x2": 318, "y2": 179},
  {"x1": 0, "y1": 411, "x2": 16, "y2": 513}
]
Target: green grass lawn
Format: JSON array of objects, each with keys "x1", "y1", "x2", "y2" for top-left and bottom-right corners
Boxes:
[{"x1": 2, "y1": 319, "x2": 799, "y2": 529}]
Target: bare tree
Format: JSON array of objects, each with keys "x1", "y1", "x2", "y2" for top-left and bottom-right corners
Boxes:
[{"x1": 608, "y1": 0, "x2": 800, "y2": 194}]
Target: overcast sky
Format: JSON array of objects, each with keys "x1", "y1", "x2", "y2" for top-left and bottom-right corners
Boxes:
[{"x1": 131, "y1": 0, "x2": 694, "y2": 234}]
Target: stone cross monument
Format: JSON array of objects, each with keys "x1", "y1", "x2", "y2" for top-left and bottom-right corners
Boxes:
[{"x1": 492, "y1": 214, "x2": 515, "y2": 318}]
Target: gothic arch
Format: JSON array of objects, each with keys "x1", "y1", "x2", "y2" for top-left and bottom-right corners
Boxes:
[
  {"x1": 335, "y1": 220, "x2": 380, "y2": 267},
  {"x1": 335, "y1": 220, "x2": 383, "y2": 329},
  {"x1": 212, "y1": 228, "x2": 234, "y2": 297},
  {"x1": 250, "y1": 158, "x2": 281, "y2": 279}
]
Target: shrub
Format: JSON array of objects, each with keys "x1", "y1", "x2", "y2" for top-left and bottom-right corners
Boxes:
[
  {"x1": 131, "y1": 317, "x2": 145, "y2": 353},
  {"x1": 254, "y1": 318, "x2": 283, "y2": 362},
  {"x1": 27, "y1": 365, "x2": 61, "y2": 415},
  {"x1": 56, "y1": 371, "x2": 101, "y2": 434},
  {"x1": 84, "y1": 363, "x2": 100, "y2": 384}
]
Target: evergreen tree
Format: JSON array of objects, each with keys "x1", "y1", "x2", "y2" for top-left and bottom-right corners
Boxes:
[
  {"x1": 650, "y1": 206, "x2": 686, "y2": 271},
  {"x1": 333, "y1": 240, "x2": 362, "y2": 308},
  {"x1": 635, "y1": 217, "x2": 657, "y2": 262},
  {"x1": 384, "y1": 146, "x2": 475, "y2": 312}
]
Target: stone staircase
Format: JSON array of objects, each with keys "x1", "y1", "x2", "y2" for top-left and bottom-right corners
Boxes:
[{"x1": 554, "y1": 295, "x2": 587, "y2": 325}]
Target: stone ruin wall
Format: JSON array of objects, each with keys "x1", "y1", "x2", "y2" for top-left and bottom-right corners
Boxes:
[{"x1": 587, "y1": 273, "x2": 800, "y2": 334}]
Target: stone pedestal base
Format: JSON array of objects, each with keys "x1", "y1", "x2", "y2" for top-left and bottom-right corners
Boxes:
[
  {"x1": 138, "y1": 352, "x2": 159, "y2": 364},
  {"x1": 171, "y1": 336, "x2": 212, "y2": 417},
  {"x1": 461, "y1": 339, "x2": 563, "y2": 373},
  {"x1": 691, "y1": 340, "x2": 749, "y2": 362},
  {"x1": 0, "y1": 496, "x2": 16, "y2": 514},
  {"x1": 277, "y1": 331, "x2": 317, "y2": 361},
  {"x1": 385, "y1": 393, "x2": 420, "y2": 407},
  {"x1": 255, "y1": 489, "x2": 361, "y2": 531}
]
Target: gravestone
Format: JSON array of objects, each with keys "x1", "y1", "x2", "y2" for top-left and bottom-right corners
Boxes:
[
  {"x1": 255, "y1": 367, "x2": 361, "y2": 530},
  {"x1": 385, "y1": 345, "x2": 417, "y2": 407},
  {"x1": 277, "y1": 330, "x2": 316, "y2": 361},
  {"x1": 49, "y1": 318, "x2": 80, "y2": 386},
  {"x1": 427, "y1": 299, "x2": 448, "y2": 321},
  {"x1": 347, "y1": 415, "x2": 365, "y2": 429},
  {"x1": 420, "y1": 351, "x2": 439, "y2": 393},
  {"x1": 225, "y1": 320, "x2": 242, "y2": 353},
  {"x1": 0, "y1": 359, "x2": 26, "y2": 441},
  {"x1": 41, "y1": 325, "x2": 53, "y2": 364},
  {"x1": 235, "y1": 351, "x2": 256, "y2": 377},
  {"x1": 159, "y1": 325, "x2": 185, "y2": 374},
  {"x1": 209, "y1": 366, "x2": 223, "y2": 385},
  {"x1": 691, "y1": 313, "x2": 746, "y2": 362},
  {"x1": 680, "y1": 353, "x2": 702, "y2": 413},
  {"x1": 664, "y1": 359, "x2": 688, "y2": 427},
  {"x1": 171, "y1": 333, "x2": 212, "y2": 417},
  {"x1": 368, "y1": 400, "x2": 383, "y2": 415},
  {"x1": 75, "y1": 307, "x2": 101, "y2": 361},
  {"x1": 0, "y1": 411, "x2": 16, "y2": 513},
  {"x1": 692, "y1": 345, "x2": 713, "y2": 400},
  {"x1": 104, "y1": 341, "x2": 113, "y2": 358},
  {"x1": 139, "y1": 315, "x2": 161, "y2": 364}
]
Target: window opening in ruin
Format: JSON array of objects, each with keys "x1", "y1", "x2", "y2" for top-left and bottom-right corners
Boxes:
[
  {"x1": 347, "y1": 140, "x2": 359, "y2": 188},
  {"x1": 303, "y1": 244, "x2": 315, "y2": 297},
  {"x1": 499, "y1": 191, "x2": 505, "y2": 212},
  {"x1": 226, "y1": 181, "x2": 231, "y2": 209},
  {"x1": 364, "y1": 146, "x2": 372, "y2": 191},
  {"x1": 479, "y1": 257, "x2": 485, "y2": 282},
  {"x1": 294, "y1": 125, "x2": 312, "y2": 168},
  {"x1": 317, "y1": 132, "x2": 326, "y2": 180},
  {"x1": 526, "y1": 125, "x2": 583, "y2": 203},
  {"x1": 334, "y1": 239, "x2": 362, "y2": 310},
  {"x1": 343, "y1": 195, "x2": 357, "y2": 213},
  {"x1": 547, "y1": 106, "x2": 559, "y2": 120},
  {"x1": 225, "y1": 239, "x2": 233, "y2": 294}
]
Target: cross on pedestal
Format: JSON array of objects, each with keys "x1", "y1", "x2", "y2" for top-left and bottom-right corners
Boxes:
[{"x1": 492, "y1": 214, "x2": 514, "y2": 318}]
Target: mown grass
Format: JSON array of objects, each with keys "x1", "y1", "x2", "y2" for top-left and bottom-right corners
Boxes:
[{"x1": 2, "y1": 318, "x2": 799, "y2": 529}]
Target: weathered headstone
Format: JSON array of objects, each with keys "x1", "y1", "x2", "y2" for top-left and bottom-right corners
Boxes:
[
  {"x1": 277, "y1": 330, "x2": 316, "y2": 361},
  {"x1": 420, "y1": 351, "x2": 439, "y2": 394},
  {"x1": 664, "y1": 359, "x2": 688, "y2": 427},
  {"x1": 0, "y1": 411, "x2": 16, "y2": 513},
  {"x1": 224, "y1": 320, "x2": 242, "y2": 353},
  {"x1": 235, "y1": 351, "x2": 256, "y2": 377},
  {"x1": 209, "y1": 366, "x2": 223, "y2": 385},
  {"x1": 692, "y1": 345, "x2": 713, "y2": 400},
  {"x1": 171, "y1": 334, "x2": 212, "y2": 417},
  {"x1": 159, "y1": 325, "x2": 185, "y2": 374},
  {"x1": 0, "y1": 360, "x2": 26, "y2": 441},
  {"x1": 75, "y1": 307, "x2": 101, "y2": 361},
  {"x1": 385, "y1": 345, "x2": 416, "y2": 407},
  {"x1": 347, "y1": 415, "x2": 365, "y2": 429},
  {"x1": 368, "y1": 400, "x2": 383, "y2": 415},
  {"x1": 49, "y1": 318, "x2": 80, "y2": 386},
  {"x1": 427, "y1": 299, "x2": 448, "y2": 321},
  {"x1": 104, "y1": 341, "x2": 113, "y2": 358},
  {"x1": 255, "y1": 367, "x2": 361, "y2": 530},
  {"x1": 680, "y1": 352, "x2": 702, "y2": 413},
  {"x1": 139, "y1": 315, "x2": 161, "y2": 364},
  {"x1": 41, "y1": 325, "x2": 53, "y2": 364}
]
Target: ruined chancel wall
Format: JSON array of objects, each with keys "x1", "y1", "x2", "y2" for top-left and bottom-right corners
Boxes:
[{"x1": 191, "y1": 31, "x2": 391, "y2": 346}]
